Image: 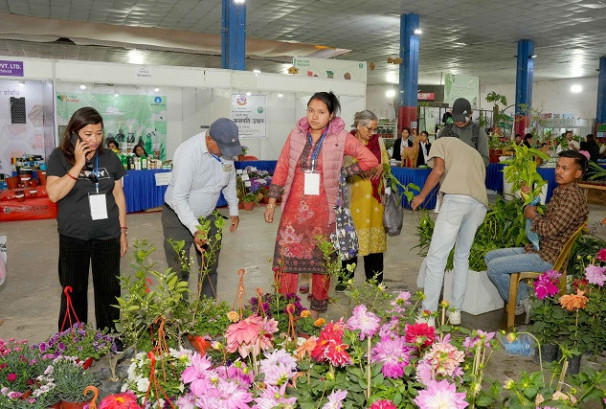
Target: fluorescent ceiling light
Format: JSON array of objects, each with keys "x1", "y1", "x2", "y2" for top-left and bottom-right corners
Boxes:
[
  {"x1": 385, "y1": 89, "x2": 396, "y2": 98},
  {"x1": 245, "y1": 92, "x2": 252, "y2": 96},
  {"x1": 154, "y1": 87, "x2": 160, "y2": 92},
  {"x1": 414, "y1": 28, "x2": 422, "y2": 35},
  {"x1": 570, "y1": 84, "x2": 582, "y2": 93},
  {"x1": 80, "y1": 84, "x2": 87, "y2": 90},
  {"x1": 128, "y1": 49, "x2": 145, "y2": 64},
  {"x1": 253, "y1": 69, "x2": 261, "y2": 74}
]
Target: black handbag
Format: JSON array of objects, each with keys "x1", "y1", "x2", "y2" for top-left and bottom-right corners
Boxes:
[{"x1": 330, "y1": 169, "x2": 359, "y2": 260}]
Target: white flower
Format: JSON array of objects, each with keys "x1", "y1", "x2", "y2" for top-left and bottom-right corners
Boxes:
[
  {"x1": 127, "y1": 362, "x2": 137, "y2": 379},
  {"x1": 136, "y1": 377, "x2": 150, "y2": 392}
]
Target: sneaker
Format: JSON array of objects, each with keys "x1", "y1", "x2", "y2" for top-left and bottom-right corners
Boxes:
[
  {"x1": 522, "y1": 297, "x2": 532, "y2": 324},
  {"x1": 335, "y1": 282, "x2": 347, "y2": 292},
  {"x1": 447, "y1": 310, "x2": 461, "y2": 325}
]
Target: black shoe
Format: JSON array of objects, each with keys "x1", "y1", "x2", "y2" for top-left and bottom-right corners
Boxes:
[
  {"x1": 113, "y1": 337, "x2": 125, "y2": 352},
  {"x1": 335, "y1": 282, "x2": 347, "y2": 291}
]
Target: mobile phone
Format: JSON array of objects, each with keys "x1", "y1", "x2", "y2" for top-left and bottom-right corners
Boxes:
[{"x1": 69, "y1": 132, "x2": 80, "y2": 147}]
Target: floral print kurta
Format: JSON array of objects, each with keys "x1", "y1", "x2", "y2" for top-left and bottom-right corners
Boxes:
[{"x1": 273, "y1": 139, "x2": 331, "y2": 274}]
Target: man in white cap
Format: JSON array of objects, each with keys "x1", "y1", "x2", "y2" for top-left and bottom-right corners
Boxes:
[
  {"x1": 437, "y1": 97, "x2": 489, "y2": 166},
  {"x1": 162, "y1": 118, "x2": 242, "y2": 299}
]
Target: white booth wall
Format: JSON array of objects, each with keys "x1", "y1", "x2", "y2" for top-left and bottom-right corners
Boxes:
[{"x1": 3, "y1": 56, "x2": 367, "y2": 162}]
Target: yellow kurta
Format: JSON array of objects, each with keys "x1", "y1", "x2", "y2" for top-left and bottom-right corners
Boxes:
[{"x1": 345, "y1": 138, "x2": 390, "y2": 256}]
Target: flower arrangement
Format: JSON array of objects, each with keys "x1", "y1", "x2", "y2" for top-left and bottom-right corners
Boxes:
[
  {"x1": 41, "y1": 355, "x2": 98, "y2": 403},
  {"x1": 122, "y1": 348, "x2": 192, "y2": 407},
  {"x1": 248, "y1": 291, "x2": 314, "y2": 334},
  {"x1": 0, "y1": 339, "x2": 49, "y2": 395},
  {"x1": 35, "y1": 322, "x2": 116, "y2": 362},
  {"x1": 530, "y1": 248, "x2": 606, "y2": 359}
]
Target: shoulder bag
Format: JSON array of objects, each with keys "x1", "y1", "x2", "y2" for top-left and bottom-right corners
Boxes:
[{"x1": 330, "y1": 169, "x2": 359, "y2": 260}]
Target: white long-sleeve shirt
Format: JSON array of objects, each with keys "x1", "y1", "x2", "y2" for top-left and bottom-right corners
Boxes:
[{"x1": 164, "y1": 130, "x2": 239, "y2": 235}]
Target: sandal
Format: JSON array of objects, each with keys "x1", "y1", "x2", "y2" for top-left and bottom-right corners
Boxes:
[{"x1": 299, "y1": 285, "x2": 309, "y2": 294}]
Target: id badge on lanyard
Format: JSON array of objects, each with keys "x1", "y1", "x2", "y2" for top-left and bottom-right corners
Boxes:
[
  {"x1": 304, "y1": 168, "x2": 320, "y2": 195},
  {"x1": 304, "y1": 130, "x2": 327, "y2": 196},
  {"x1": 87, "y1": 154, "x2": 108, "y2": 220}
]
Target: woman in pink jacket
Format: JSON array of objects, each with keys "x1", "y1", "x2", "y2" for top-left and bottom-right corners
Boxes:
[{"x1": 264, "y1": 92, "x2": 380, "y2": 317}]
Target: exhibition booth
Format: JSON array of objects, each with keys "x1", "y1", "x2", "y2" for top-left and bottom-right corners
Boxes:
[{"x1": 0, "y1": 57, "x2": 367, "y2": 220}]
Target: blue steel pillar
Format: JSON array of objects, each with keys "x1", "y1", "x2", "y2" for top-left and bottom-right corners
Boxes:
[
  {"x1": 514, "y1": 39, "x2": 534, "y2": 135},
  {"x1": 596, "y1": 57, "x2": 606, "y2": 128},
  {"x1": 221, "y1": 0, "x2": 246, "y2": 70},
  {"x1": 398, "y1": 13, "x2": 420, "y2": 135}
]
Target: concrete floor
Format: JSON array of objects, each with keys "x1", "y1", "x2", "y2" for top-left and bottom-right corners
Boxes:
[{"x1": 1, "y1": 202, "x2": 605, "y2": 383}]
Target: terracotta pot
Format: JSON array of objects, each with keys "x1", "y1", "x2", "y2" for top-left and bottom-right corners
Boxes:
[
  {"x1": 242, "y1": 201, "x2": 255, "y2": 211},
  {"x1": 36, "y1": 170, "x2": 47, "y2": 186},
  {"x1": 61, "y1": 400, "x2": 90, "y2": 409},
  {"x1": 48, "y1": 401, "x2": 62, "y2": 409},
  {"x1": 6, "y1": 176, "x2": 18, "y2": 189}
]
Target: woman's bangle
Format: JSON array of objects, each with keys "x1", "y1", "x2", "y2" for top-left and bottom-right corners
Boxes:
[
  {"x1": 120, "y1": 226, "x2": 128, "y2": 231},
  {"x1": 67, "y1": 173, "x2": 77, "y2": 181},
  {"x1": 266, "y1": 203, "x2": 276, "y2": 209}
]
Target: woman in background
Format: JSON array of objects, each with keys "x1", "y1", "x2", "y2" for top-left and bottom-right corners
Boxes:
[
  {"x1": 392, "y1": 127, "x2": 412, "y2": 162},
  {"x1": 264, "y1": 92, "x2": 379, "y2": 317},
  {"x1": 46, "y1": 107, "x2": 127, "y2": 333},
  {"x1": 133, "y1": 143, "x2": 148, "y2": 157},
  {"x1": 337, "y1": 110, "x2": 388, "y2": 290},
  {"x1": 107, "y1": 138, "x2": 119, "y2": 152},
  {"x1": 417, "y1": 130, "x2": 432, "y2": 167}
]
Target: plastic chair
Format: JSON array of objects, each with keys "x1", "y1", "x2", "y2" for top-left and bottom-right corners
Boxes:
[{"x1": 506, "y1": 222, "x2": 586, "y2": 329}]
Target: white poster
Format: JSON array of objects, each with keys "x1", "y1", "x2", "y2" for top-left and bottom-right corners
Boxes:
[
  {"x1": 231, "y1": 94, "x2": 267, "y2": 138},
  {"x1": 292, "y1": 57, "x2": 367, "y2": 82},
  {"x1": 0, "y1": 80, "x2": 54, "y2": 176},
  {"x1": 443, "y1": 73, "x2": 479, "y2": 108}
]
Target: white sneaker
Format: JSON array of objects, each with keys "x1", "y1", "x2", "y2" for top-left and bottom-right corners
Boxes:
[
  {"x1": 447, "y1": 310, "x2": 461, "y2": 325},
  {"x1": 522, "y1": 298, "x2": 532, "y2": 324}
]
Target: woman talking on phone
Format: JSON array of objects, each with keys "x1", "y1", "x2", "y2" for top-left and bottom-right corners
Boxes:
[{"x1": 46, "y1": 107, "x2": 127, "y2": 333}]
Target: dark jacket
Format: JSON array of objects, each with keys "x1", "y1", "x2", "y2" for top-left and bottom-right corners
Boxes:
[{"x1": 417, "y1": 142, "x2": 432, "y2": 166}]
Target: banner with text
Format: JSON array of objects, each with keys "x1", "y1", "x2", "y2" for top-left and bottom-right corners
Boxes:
[
  {"x1": 55, "y1": 92, "x2": 167, "y2": 159},
  {"x1": 231, "y1": 94, "x2": 267, "y2": 138}
]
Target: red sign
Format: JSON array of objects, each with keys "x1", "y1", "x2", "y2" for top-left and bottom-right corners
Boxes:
[{"x1": 417, "y1": 92, "x2": 435, "y2": 101}]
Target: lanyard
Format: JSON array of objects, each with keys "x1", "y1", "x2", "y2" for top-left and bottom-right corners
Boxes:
[
  {"x1": 94, "y1": 153, "x2": 99, "y2": 193},
  {"x1": 307, "y1": 128, "x2": 328, "y2": 171},
  {"x1": 209, "y1": 153, "x2": 223, "y2": 164}
]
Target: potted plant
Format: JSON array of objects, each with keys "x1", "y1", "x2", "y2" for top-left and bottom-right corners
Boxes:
[
  {"x1": 0, "y1": 339, "x2": 50, "y2": 397},
  {"x1": 44, "y1": 356, "x2": 98, "y2": 409},
  {"x1": 241, "y1": 193, "x2": 257, "y2": 210},
  {"x1": 485, "y1": 91, "x2": 508, "y2": 130},
  {"x1": 36, "y1": 323, "x2": 116, "y2": 364}
]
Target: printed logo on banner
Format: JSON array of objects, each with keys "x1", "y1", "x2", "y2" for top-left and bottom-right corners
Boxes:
[{"x1": 154, "y1": 96, "x2": 162, "y2": 104}]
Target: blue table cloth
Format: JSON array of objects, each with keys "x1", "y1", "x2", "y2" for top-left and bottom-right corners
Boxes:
[
  {"x1": 235, "y1": 160, "x2": 277, "y2": 173},
  {"x1": 391, "y1": 167, "x2": 438, "y2": 209},
  {"x1": 123, "y1": 169, "x2": 171, "y2": 213},
  {"x1": 123, "y1": 169, "x2": 228, "y2": 213},
  {"x1": 485, "y1": 163, "x2": 505, "y2": 192}
]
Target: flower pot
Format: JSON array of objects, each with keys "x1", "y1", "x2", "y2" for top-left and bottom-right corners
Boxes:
[
  {"x1": 533, "y1": 343, "x2": 558, "y2": 364},
  {"x1": 48, "y1": 401, "x2": 62, "y2": 409},
  {"x1": 566, "y1": 354, "x2": 582, "y2": 375},
  {"x1": 242, "y1": 201, "x2": 255, "y2": 211},
  {"x1": 36, "y1": 170, "x2": 47, "y2": 186},
  {"x1": 6, "y1": 176, "x2": 18, "y2": 189},
  {"x1": 61, "y1": 400, "x2": 90, "y2": 409}
]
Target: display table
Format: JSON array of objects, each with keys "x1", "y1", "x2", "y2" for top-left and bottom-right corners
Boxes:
[
  {"x1": 122, "y1": 169, "x2": 172, "y2": 213},
  {"x1": 234, "y1": 160, "x2": 277, "y2": 173},
  {"x1": 122, "y1": 169, "x2": 229, "y2": 213},
  {"x1": 0, "y1": 197, "x2": 57, "y2": 221},
  {"x1": 391, "y1": 167, "x2": 438, "y2": 209}
]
